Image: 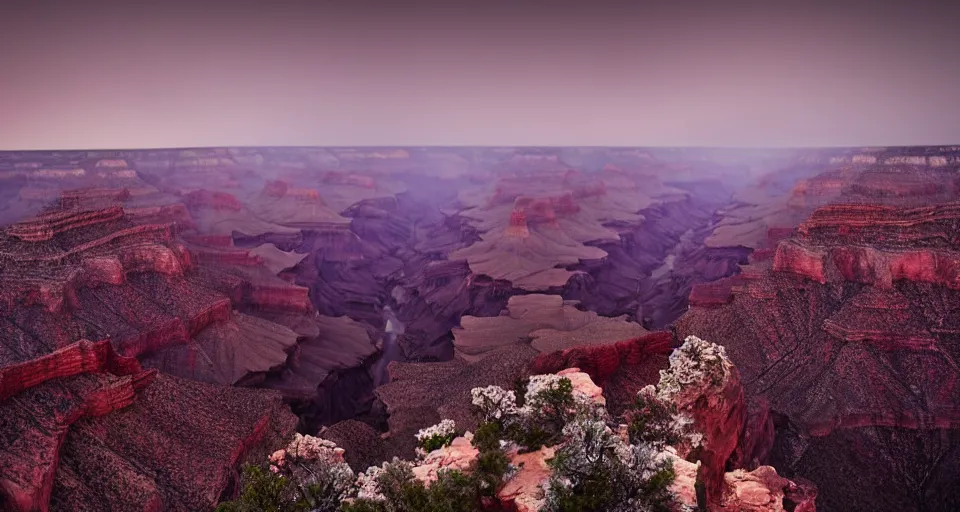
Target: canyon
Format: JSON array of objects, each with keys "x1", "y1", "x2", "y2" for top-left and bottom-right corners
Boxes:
[{"x1": 0, "y1": 146, "x2": 958, "y2": 511}]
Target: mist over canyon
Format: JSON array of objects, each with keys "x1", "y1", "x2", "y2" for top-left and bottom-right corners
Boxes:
[{"x1": 1, "y1": 145, "x2": 959, "y2": 511}]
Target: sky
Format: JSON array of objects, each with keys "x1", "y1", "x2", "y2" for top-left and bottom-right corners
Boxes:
[{"x1": 1, "y1": 0, "x2": 959, "y2": 149}]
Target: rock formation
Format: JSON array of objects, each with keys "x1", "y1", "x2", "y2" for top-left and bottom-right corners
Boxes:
[
  {"x1": 362, "y1": 351, "x2": 812, "y2": 512},
  {"x1": 676, "y1": 154, "x2": 960, "y2": 511},
  {"x1": 453, "y1": 294, "x2": 647, "y2": 362}
]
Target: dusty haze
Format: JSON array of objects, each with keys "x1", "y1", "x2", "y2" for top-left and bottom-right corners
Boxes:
[{"x1": 1, "y1": 0, "x2": 959, "y2": 149}]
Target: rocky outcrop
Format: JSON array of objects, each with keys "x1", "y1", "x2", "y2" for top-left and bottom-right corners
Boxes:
[
  {"x1": 0, "y1": 339, "x2": 141, "y2": 401},
  {"x1": 658, "y1": 336, "x2": 746, "y2": 501},
  {"x1": 372, "y1": 345, "x2": 539, "y2": 459},
  {"x1": 0, "y1": 190, "x2": 316, "y2": 511},
  {"x1": 453, "y1": 294, "x2": 647, "y2": 362},
  {"x1": 718, "y1": 466, "x2": 817, "y2": 512},
  {"x1": 497, "y1": 445, "x2": 556, "y2": 512},
  {"x1": 375, "y1": 360, "x2": 808, "y2": 512},
  {"x1": 678, "y1": 165, "x2": 960, "y2": 510},
  {"x1": 530, "y1": 331, "x2": 673, "y2": 416}
]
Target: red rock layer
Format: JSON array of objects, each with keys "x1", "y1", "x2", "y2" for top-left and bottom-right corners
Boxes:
[
  {"x1": 677, "y1": 201, "x2": 960, "y2": 509},
  {"x1": 0, "y1": 339, "x2": 141, "y2": 401},
  {"x1": 774, "y1": 205, "x2": 960, "y2": 290},
  {"x1": 0, "y1": 192, "x2": 313, "y2": 510},
  {"x1": 50, "y1": 374, "x2": 296, "y2": 511},
  {"x1": 530, "y1": 331, "x2": 672, "y2": 415},
  {"x1": 0, "y1": 371, "x2": 156, "y2": 511}
]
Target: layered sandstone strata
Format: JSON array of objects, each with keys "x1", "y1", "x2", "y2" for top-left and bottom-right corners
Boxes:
[{"x1": 677, "y1": 193, "x2": 960, "y2": 510}]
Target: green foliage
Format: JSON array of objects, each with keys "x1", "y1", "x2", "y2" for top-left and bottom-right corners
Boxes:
[
  {"x1": 418, "y1": 432, "x2": 458, "y2": 453},
  {"x1": 544, "y1": 473, "x2": 615, "y2": 511},
  {"x1": 471, "y1": 421, "x2": 503, "y2": 452},
  {"x1": 216, "y1": 464, "x2": 299, "y2": 512},
  {"x1": 641, "y1": 463, "x2": 677, "y2": 512},
  {"x1": 510, "y1": 377, "x2": 576, "y2": 451},
  {"x1": 624, "y1": 392, "x2": 684, "y2": 448},
  {"x1": 512, "y1": 376, "x2": 531, "y2": 407},
  {"x1": 527, "y1": 377, "x2": 576, "y2": 425},
  {"x1": 397, "y1": 469, "x2": 479, "y2": 512},
  {"x1": 542, "y1": 418, "x2": 677, "y2": 512},
  {"x1": 345, "y1": 467, "x2": 486, "y2": 512},
  {"x1": 374, "y1": 460, "x2": 418, "y2": 507},
  {"x1": 544, "y1": 457, "x2": 676, "y2": 512},
  {"x1": 472, "y1": 450, "x2": 511, "y2": 498},
  {"x1": 346, "y1": 428, "x2": 512, "y2": 512},
  {"x1": 504, "y1": 421, "x2": 553, "y2": 452},
  {"x1": 340, "y1": 499, "x2": 387, "y2": 512}
]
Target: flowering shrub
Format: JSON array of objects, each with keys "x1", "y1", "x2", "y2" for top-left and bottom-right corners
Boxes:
[
  {"x1": 541, "y1": 418, "x2": 676, "y2": 512},
  {"x1": 217, "y1": 434, "x2": 354, "y2": 512},
  {"x1": 415, "y1": 419, "x2": 458, "y2": 456},
  {"x1": 471, "y1": 385, "x2": 519, "y2": 423},
  {"x1": 625, "y1": 386, "x2": 701, "y2": 450},
  {"x1": 342, "y1": 459, "x2": 493, "y2": 512},
  {"x1": 471, "y1": 375, "x2": 598, "y2": 452},
  {"x1": 220, "y1": 361, "x2": 723, "y2": 512},
  {"x1": 658, "y1": 335, "x2": 728, "y2": 400}
]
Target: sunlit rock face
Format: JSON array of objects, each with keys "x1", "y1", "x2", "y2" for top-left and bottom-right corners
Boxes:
[{"x1": 453, "y1": 294, "x2": 647, "y2": 362}]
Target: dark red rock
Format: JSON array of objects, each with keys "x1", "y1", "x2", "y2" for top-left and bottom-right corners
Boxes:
[
  {"x1": 530, "y1": 331, "x2": 672, "y2": 416},
  {"x1": 50, "y1": 374, "x2": 295, "y2": 511}
]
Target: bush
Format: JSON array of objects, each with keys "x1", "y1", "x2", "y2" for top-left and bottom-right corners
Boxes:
[
  {"x1": 217, "y1": 464, "x2": 293, "y2": 512},
  {"x1": 472, "y1": 449, "x2": 511, "y2": 498},
  {"x1": 340, "y1": 499, "x2": 387, "y2": 512},
  {"x1": 397, "y1": 469, "x2": 479, "y2": 512},
  {"x1": 415, "y1": 419, "x2": 458, "y2": 455},
  {"x1": 220, "y1": 435, "x2": 354, "y2": 512},
  {"x1": 624, "y1": 387, "x2": 687, "y2": 448},
  {"x1": 345, "y1": 459, "x2": 485, "y2": 512},
  {"x1": 470, "y1": 421, "x2": 503, "y2": 453},
  {"x1": 513, "y1": 376, "x2": 580, "y2": 451},
  {"x1": 541, "y1": 418, "x2": 677, "y2": 512}
]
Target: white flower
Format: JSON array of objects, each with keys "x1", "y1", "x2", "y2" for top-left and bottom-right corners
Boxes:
[
  {"x1": 658, "y1": 335, "x2": 729, "y2": 400},
  {"x1": 471, "y1": 385, "x2": 519, "y2": 421},
  {"x1": 355, "y1": 465, "x2": 386, "y2": 502},
  {"x1": 283, "y1": 433, "x2": 344, "y2": 463},
  {"x1": 415, "y1": 419, "x2": 457, "y2": 443},
  {"x1": 524, "y1": 374, "x2": 566, "y2": 401}
]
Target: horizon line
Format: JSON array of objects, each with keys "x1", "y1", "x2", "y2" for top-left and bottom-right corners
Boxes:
[{"x1": 2, "y1": 143, "x2": 959, "y2": 153}]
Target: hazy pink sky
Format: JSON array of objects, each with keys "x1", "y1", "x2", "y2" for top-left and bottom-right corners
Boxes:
[{"x1": 1, "y1": 0, "x2": 958, "y2": 149}]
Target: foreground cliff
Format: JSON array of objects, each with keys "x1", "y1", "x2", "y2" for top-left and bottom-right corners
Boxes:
[{"x1": 222, "y1": 336, "x2": 814, "y2": 512}]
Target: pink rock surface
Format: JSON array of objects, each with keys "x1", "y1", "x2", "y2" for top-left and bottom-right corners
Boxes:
[
  {"x1": 411, "y1": 435, "x2": 479, "y2": 484},
  {"x1": 498, "y1": 446, "x2": 556, "y2": 512}
]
